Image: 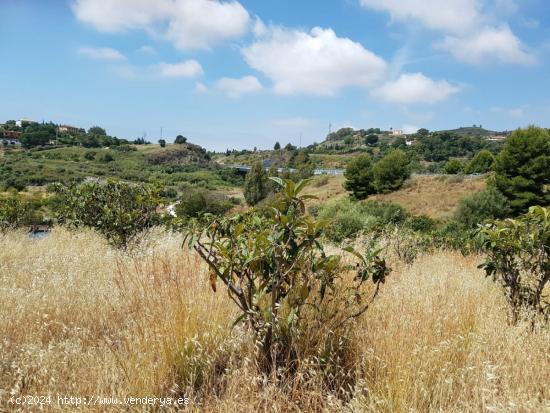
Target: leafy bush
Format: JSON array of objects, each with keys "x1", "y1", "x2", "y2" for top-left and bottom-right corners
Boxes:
[
  {"x1": 316, "y1": 198, "x2": 373, "y2": 242},
  {"x1": 54, "y1": 180, "x2": 162, "y2": 248},
  {"x1": 185, "y1": 178, "x2": 389, "y2": 373},
  {"x1": 466, "y1": 149, "x2": 495, "y2": 173},
  {"x1": 443, "y1": 159, "x2": 465, "y2": 174},
  {"x1": 455, "y1": 187, "x2": 511, "y2": 228},
  {"x1": 316, "y1": 198, "x2": 408, "y2": 242},
  {"x1": 480, "y1": 206, "x2": 550, "y2": 322},
  {"x1": 175, "y1": 189, "x2": 233, "y2": 220},
  {"x1": 0, "y1": 196, "x2": 32, "y2": 231}
]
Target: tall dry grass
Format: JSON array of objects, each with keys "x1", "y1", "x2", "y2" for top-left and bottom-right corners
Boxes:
[{"x1": 0, "y1": 229, "x2": 548, "y2": 412}]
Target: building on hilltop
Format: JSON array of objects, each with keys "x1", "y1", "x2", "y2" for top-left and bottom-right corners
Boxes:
[
  {"x1": 15, "y1": 118, "x2": 37, "y2": 127},
  {"x1": 58, "y1": 124, "x2": 81, "y2": 134},
  {"x1": 392, "y1": 129, "x2": 404, "y2": 136}
]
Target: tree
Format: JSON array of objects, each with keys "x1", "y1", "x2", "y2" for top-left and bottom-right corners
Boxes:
[
  {"x1": 20, "y1": 131, "x2": 51, "y2": 148},
  {"x1": 244, "y1": 162, "x2": 269, "y2": 205},
  {"x1": 345, "y1": 154, "x2": 375, "y2": 200},
  {"x1": 285, "y1": 143, "x2": 297, "y2": 151},
  {"x1": 480, "y1": 206, "x2": 550, "y2": 322},
  {"x1": 88, "y1": 126, "x2": 106, "y2": 136},
  {"x1": 274, "y1": 141, "x2": 281, "y2": 150},
  {"x1": 185, "y1": 178, "x2": 389, "y2": 372},
  {"x1": 417, "y1": 128, "x2": 429, "y2": 136},
  {"x1": 493, "y1": 126, "x2": 550, "y2": 212},
  {"x1": 175, "y1": 135, "x2": 187, "y2": 144},
  {"x1": 466, "y1": 149, "x2": 495, "y2": 174},
  {"x1": 0, "y1": 196, "x2": 32, "y2": 232},
  {"x1": 443, "y1": 159, "x2": 465, "y2": 174},
  {"x1": 53, "y1": 181, "x2": 162, "y2": 248},
  {"x1": 159, "y1": 139, "x2": 166, "y2": 148},
  {"x1": 372, "y1": 150, "x2": 410, "y2": 193},
  {"x1": 454, "y1": 187, "x2": 511, "y2": 228},
  {"x1": 365, "y1": 134, "x2": 378, "y2": 145}
]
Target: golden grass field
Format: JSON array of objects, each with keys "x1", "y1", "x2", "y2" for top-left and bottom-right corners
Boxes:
[
  {"x1": 373, "y1": 175, "x2": 486, "y2": 218},
  {"x1": 1, "y1": 228, "x2": 548, "y2": 412}
]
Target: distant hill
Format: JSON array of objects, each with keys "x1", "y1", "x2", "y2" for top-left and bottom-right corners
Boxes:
[
  {"x1": 440, "y1": 126, "x2": 501, "y2": 137},
  {"x1": 144, "y1": 143, "x2": 211, "y2": 166}
]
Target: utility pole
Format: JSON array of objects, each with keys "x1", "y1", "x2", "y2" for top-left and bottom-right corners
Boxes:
[{"x1": 299, "y1": 132, "x2": 302, "y2": 148}]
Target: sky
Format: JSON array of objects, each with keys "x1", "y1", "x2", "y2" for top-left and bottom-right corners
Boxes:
[{"x1": 1, "y1": 0, "x2": 549, "y2": 150}]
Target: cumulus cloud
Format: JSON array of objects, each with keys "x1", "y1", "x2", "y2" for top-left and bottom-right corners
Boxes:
[
  {"x1": 78, "y1": 46, "x2": 126, "y2": 60},
  {"x1": 360, "y1": 0, "x2": 534, "y2": 65},
  {"x1": 157, "y1": 60, "x2": 203, "y2": 77},
  {"x1": 360, "y1": 0, "x2": 482, "y2": 34},
  {"x1": 372, "y1": 73, "x2": 461, "y2": 104},
  {"x1": 437, "y1": 25, "x2": 535, "y2": 65},
  {"x1": 242, "y1": 26, "x2": 387, "y2": 95},
  {"x1": 216, "y1": 76, "x2": 262, "y2": 98},
  {"x1": 72, "y1": 0, "x2": 250, "y2": 50}
]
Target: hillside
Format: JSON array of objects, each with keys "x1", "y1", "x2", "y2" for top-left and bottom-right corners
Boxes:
[
  {"x1": 441, "y1": 126, "x2": 500, "y2": 137},
  {"x1": 0, "y1": 143, "x2": 241, "y2": 191},
  {"x1": 373, "y1": 175, "x2": 486, "y2": 218}
]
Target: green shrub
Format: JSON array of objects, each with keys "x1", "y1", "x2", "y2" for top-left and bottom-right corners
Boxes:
[
  {"x1": 0, "y1": 196, "x2": 32, "y2": 231},
  {"x1": 54, "y1": 180, "x2": 162, "y2": 248},
  {"x1": 243, "y1": 162, "x2": 269, "y2": 206},
  {"x1": 175, "y1": 189, "x2": 233, "y2": 220},
  {"x1": 455, "y1": 187, "x2": 511, "y2": 228},
  {"x1": 185, "y1": 178, "x2": 389, "y2": 374},
  {"x1": 480, "y1": 206, "x2": 550, "y2": 322}
]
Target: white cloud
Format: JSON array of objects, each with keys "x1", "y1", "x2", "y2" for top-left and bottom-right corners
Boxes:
[
  {"x1": 242, "y1": 26, "x2": 387, "y2": 95},
  {"x1": 137, "y1": 45, "x2": 156, "y2": 55},
  {"x1": 216, "y1": 76, "x2": 262, "y2": 98},
  {"x1": 78, "y1": 46, "x2": 126, "y2": 60},
  {"x1": 195, "y1": 82, "x2": 209, "y2": 93},
  {"x1": 157, "y1": 60, "x2": 203, "y2": 77},
  {"x1": 437, "y1": 25, "x2": 535, "y2": 65},
  {"x1": 72, "y1": 0, "x2": 250, "y2": 50},
  {"x1": 360, "y1": 0, "x2": 534, "y2": 65},
  {"x1": 372, "y1": 73, "x2": 460, "y2": 104},
  {"x1": 360, "y1": 0, "x2": 482, "y2": 34}
]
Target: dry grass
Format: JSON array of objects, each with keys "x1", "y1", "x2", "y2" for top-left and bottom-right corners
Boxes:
[
  {"x1": 0, "y1": 229, "x2": 548, "y2": 412},
  {"x1": 373, "y1": 175, "x2": 486, "y2": 218}
]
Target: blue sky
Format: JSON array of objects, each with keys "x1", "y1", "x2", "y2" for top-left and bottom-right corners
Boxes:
[{"x1": 1, "y1": 0, "x2": 549, "y2": 150}]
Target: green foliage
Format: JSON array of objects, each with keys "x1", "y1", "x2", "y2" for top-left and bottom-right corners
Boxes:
[
  {"x1": 466, "y1": 149, "x2": 495, "y2": 173},
  {"x1": 493, "y1": 126, "x2": 550, "y2": 213},
  {"x1": 175, "y1": 135, "x2": 187, "y2": 144},
  {"x1": 84, "y1": 150, "x2": 96, "y2": 160},
  {"x1": 316, "y1": 198, "x2": 408, "y2": 242},
  {"x1": 479, "y1": 206, "x2": 550, "y2": 322},
  {"x1": 443, "y1": 159, "x2": 465, "y2": 174},
  {"x1": 185, "y1": 178, "x2": 389, "y2": 372},
  {"x1": 88, "y1": 126, "x2": 106, "y2": 136},
  {"x1": 415, "y1": 132, "x2": 500, "y2": 162},
  {"x1": 159, "y1": 139, "x2": 166, "y2": 148},
  {"x1": 274, "y1": 141, "x2": 281, "y2": 150},
  {"x1": 365, "y1": 134, "x2": 379, "y2": 145},
  {"x1": 175, "y1": 189, "x2": 233, "y2": 220},
  {"x1": 372, "y1": 149, "x2": 410, "y2": 193},
  {"x1": 455, "y1": 187, "x2": 511, "y2": 228},
  {"x1": 244, "y1": 162, "x2": 269, "y2": 206},
  {"x1": 0, "y1": 196, "x2": 32, "y2": 231},
  {"x1": 53, "y1": 180, "x2": 162, "y2": 248},
  {"x1": 344, "y1": 154, "x2": 375, "y2": 200}
]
